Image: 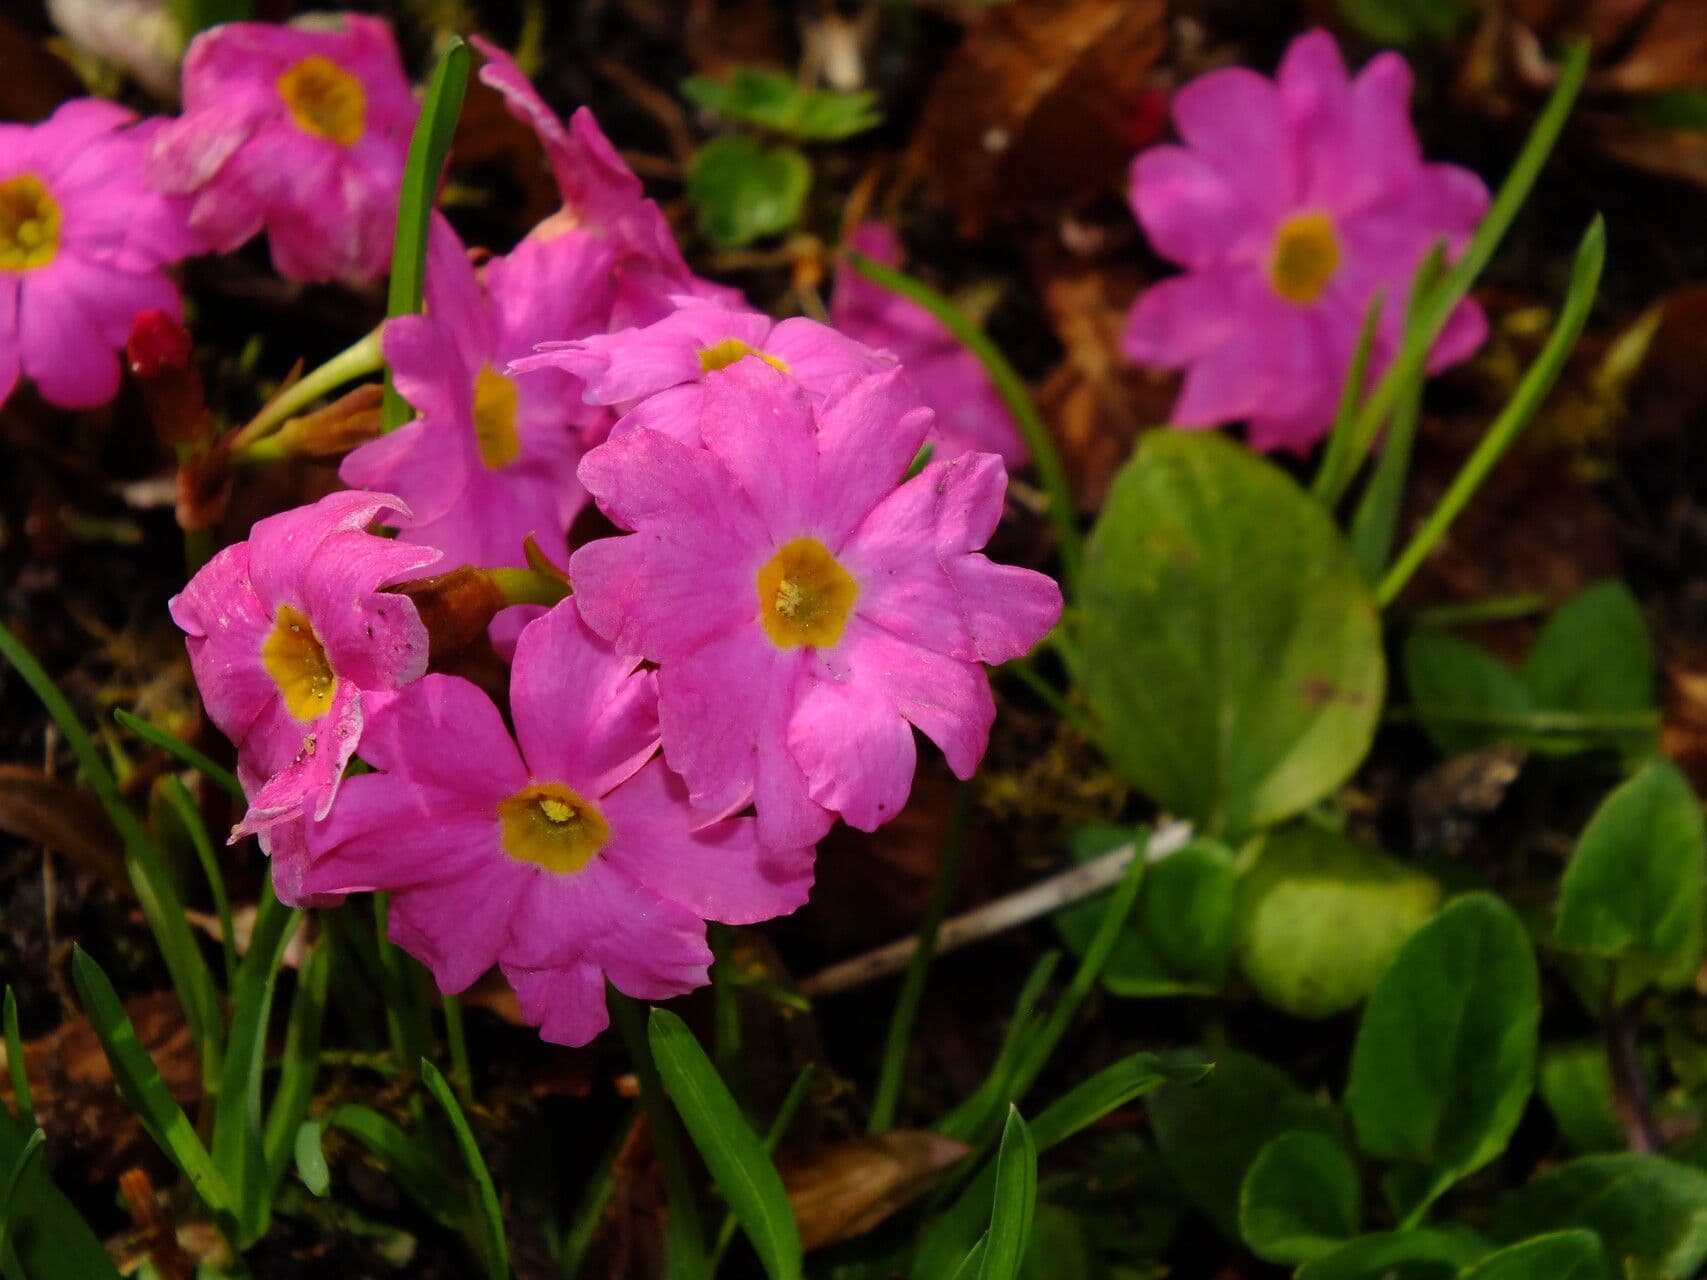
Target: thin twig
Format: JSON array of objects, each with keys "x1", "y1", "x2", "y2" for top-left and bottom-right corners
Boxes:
[{"x1": 799, "y1": 821, "x2": 1193, "y2": 998}]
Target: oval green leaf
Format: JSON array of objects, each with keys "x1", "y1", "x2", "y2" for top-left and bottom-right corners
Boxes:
[
  {"x1": 688, "y1": 136, "x2": 811, "y2": 248},
  {"x1": 1239, "y1": 1130, "x2": 1361, "y2": 1263},
  {"x1": 1460, "y1": 1231, "x2": 1608, "y2": 1280}
]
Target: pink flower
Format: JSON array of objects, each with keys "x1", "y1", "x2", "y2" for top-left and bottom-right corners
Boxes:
[
  {"x1": 168, "y1": 491, "x2": 439, "y2": 862},
  {"x1": 1124, "y1": 29, "x2": 1489, "y2": 452},
  {"x1": 341, "y1": 220, "x2": 615, "y2": 575},
  {"x1": 510, "y1": 299, "x2": 894, "y2": 447},
  {"x1": 148, "y1": 15, "x2": 416, "y2": 284},
  {"x1": 572, "y1": 361, "x2": 1063, "y2": 849},
  {"x1": 831, "y1": 223, "x2": 1027, "y2": 467},
  {"x1": 470, "y1": 37, "x2": 738, "y2": 327},
  {"x1": 301, "y1": 600, "x2": 814, "y2": 1046},
  {"x1": 0, "y1": 100, "x2": 198, "y2": 409}
]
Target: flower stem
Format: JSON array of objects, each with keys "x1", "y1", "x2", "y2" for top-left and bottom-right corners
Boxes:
[
  {"x1": 844, "y1": 251, "x2": 1083, "y2": 597},
  {"x1": 230, "y1": 328, "x2": 384, "y2": 451}
]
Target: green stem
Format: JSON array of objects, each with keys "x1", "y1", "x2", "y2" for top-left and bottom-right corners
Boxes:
[
  {"x1": 1311, "y1": 290, "x2": 1384, "y2": 505},
  {"x1": 1378, "y1": 216, "x2": 1605, "y2": 608},
  {"x1": 164, "y1": 776, "x2": 238, "y2": 988},
  {"x1": 609, "y1": 992, "x2": 708, "y2": 1280},
  {"x1": 844, "y1": 251, "x2": 1082, "y2": 596},
  {"x1": 1409, "y1": 592, "x2": 1550, "y2": 629},
  {"x1": 443, "y1": 996, "x2": 473, "y2": 1110},
  {"x1": 230, "y1": 328, "x2": 383, "y2": 451},
  {"x1": 488, "y1": 567, "x2": 572, "y2": 608},
  {"x1": 868, "y1": 787, "x2": 971, "y2": 1134}
]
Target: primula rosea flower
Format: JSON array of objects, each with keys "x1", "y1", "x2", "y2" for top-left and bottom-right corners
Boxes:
[
  {"x1": 511, "y1": 300, "x2": 893, "y2": 446},
  {"x1": 471, "y1": 37, "x2": 738, "y2": 327},
  {"x1": 0, "y1": 100, "x2": 198, "y2": 409},
  {"x1": 341, "y1": 220, "x2": 616, "y2": 573},
  {"x1": 572, "y1": 361, "x2": 1063, "y2": 849},
  {"x1": 1124, "y1": 29, "x2": 1489, "y2": 452},
  {"x1": 301, "y1": 600, "x2": 814, "y2": 1046},
  {"x1": 831, "y1": 223, "x2": 1027, "y2": 466},
  {"x1": 148, "y1": 15, "x2": 416, "y2": 283},
  {"x1": 169, "y1": 491, "x2": 439, "y2": 888}
]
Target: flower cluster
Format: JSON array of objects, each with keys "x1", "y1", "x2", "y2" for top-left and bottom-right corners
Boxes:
[{"x1": 1123, "y1": 29, "x2": 1489, "y2": 452}]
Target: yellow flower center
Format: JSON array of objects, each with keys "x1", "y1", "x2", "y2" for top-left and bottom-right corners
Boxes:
[
  {"x1": 698, "y1": 338, "x2": 790, "y2": 376},
  {"x1": 262, "y1": 605, "x2": 338, "y2": 722},
  {"x1": 755, "y1": 537, "x2": 858, "y2": 649},
  {"x1": 0, "y1": 175, "x2": 62, "y2": 273},
  {"x1": 497, "y1": 782, "x2": 611, "y2": 874},
  {"x1": 1269, "y1": 211, "x2": 1341, "y2": 305},
  {"x1": 277, "y1": 55, "x2": 366, "y2": 146},
  {"x1": 471, "y1": 365, "x2": 522, "y2": 469}
]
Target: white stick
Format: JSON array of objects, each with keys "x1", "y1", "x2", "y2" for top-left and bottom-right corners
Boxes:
[{"x1": 798, "y1": 820, "x2": 1194, "y2": 998}]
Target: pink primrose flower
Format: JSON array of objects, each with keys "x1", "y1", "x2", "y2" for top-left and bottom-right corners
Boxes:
[
  {"x1": 168, "y1": 491, "x2": 439, "y2": 864},
  {"x1": 147, "y1": 14, "x2": 416, "y2": 284},
  {"x1": 301, "y1": 599, "x2": 814, "y2": 1046},
  {"x1": 571, "y1": 361, "x2": 1063, "y2": 849},
  {"x1": 0, "y1": 99, "x2": 198, "y2": 409},
  {"x1": 470, "y1": 36, "x2": 739, "y2": 327},
  {"x1": 510, "y1": 298, "x2": 895, "y2": 447},
  {"x1": 831, "y1": 223, "x2": 1027, "y2": 467},
  {"x1": 341, "y1": 219, "x2": 616, "y2": 575},
  {"x1": 1124, "y1": 29, "x2": 1489, "y2": 452}
]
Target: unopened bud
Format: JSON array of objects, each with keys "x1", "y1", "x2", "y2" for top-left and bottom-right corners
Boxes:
[
  {"x1": 267, "y1": 383, "x2": 385, "y2": 458},
  {"x1": 388, "y1": 566, "x2": 508, "y2": 664},
  {"x1": 126, "y1": 309, "x2": 208, "y2": 446}
]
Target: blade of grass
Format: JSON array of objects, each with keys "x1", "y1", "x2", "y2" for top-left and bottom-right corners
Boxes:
[
  {"x1": 212, "y1": 881, "x2": 296, "y2": 1243},
  {"x1": 844, "y1": 251, "x2": 1082, "y2": 596},
  {"x1": 263, "y1": 935, "x2": 331, "y2": 1203},
  {"x1": 383, "y1": 37, "x2": 471, "y2": 429},
  {"x1": 0, "y1": 623, "x2": 223, "y2": 1084},
  {"x1": 372, "y1": 895, "x2": 433, "y2": 1081},
  {"x1": 1311, "y1": 291, "x2": 1385, "y2": 505},
  {"x1": 648, "y1": 1009, "x2": 802, "y2": 1280},
  {"x1": 163, "y1": 776, "x2": 237, "y2": 986},
  {"x1": 0, "y1": 1130, "x2": 44, "y2": 1257},
  {"x1": 1410, "y1": 592, "x2": 1550, "y2": 629},
  {"x1": 422, "y1": 1058, "x2": 509, "y2": 1280},
  {"x1": 69, "y1": 948, "x2": 236, "y2": 1230},
  {"x1": 870, "y1": 786, "x2": 971, "y2": 1134},
  {"x1": 1319, "y1": 40, "x2": 1591, "y2": 508},
  {"x1": 977, "y1": 1108, "x2": 1036, "y2": 1280},
  {"x1": 1348, "y1": 249, "x2": 1446, "y2": 581},
  {"x1": 312, "y1": 1103, "x2": 464, "y2": 1225},
  {"x1": 711, "y1": 1064, "x2": 816, "y2": 1273},
  {"x1": 113, "y1": 709, "x2": 242, "y2": 802},
  {"x1": 1378, "y1": 216, "x2": 1605, "y2": 607},
  {"x1": 443, "y1": 995, "x2": 474, "y2": 1110},
  {"x1": 2, "y1": 991, "x2": 30, "y2": 1128},
  {"x1": 610, "y1": 993, "x2": 709, "y2": 1280},
  {"x1": 0, "y1": 1104, "x2": 120, "y2": 1280},
  {"x1": 558, "y1": 1108, "x2": 636, "y2": 1279}
]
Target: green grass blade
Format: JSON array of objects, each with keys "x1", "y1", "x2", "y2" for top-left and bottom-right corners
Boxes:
[
  {"x1": 610, "y1": 994, "x2": 708, "y2": 1280},
  {"x1": 648, "y1": 1008, "x2": 802, "y2": 1280},
  {"x1": 1378, "y1": 216, "x2": 1605, "y2": 607},
  {"x1": 422, "y1": 1059, "x2": 510, "y2": 1280},
  {"x1": 0, "y1": 1104, "x2": 119, "y2": 1280},
  {"x1": 163, "y1": 776, "x2": 237, "y2": 985},
  {"x1": 114, "y1": 709, "x2": 242, "y2": 801},
  {"x1": 977, "y1": 1108, "x2": 1036, "y2": 1280},
  {"x1": 844, "y1": 251, "x2": 1082, "y2": 597},
  {"x1": 1311, "y1": 291, "x2": 1385, "y2": 505},
  {"x1": 871, "y1": 786, "x2": 971, "y2": 1133},
  {"x1": 3, "y1": 991, "x2": 30, "y2": 1128},
  {"x1": 315, "y1": 1103, "x2": 463, "y2": 1223},
  {"x1": 711, "y1": 1064, "x2": 816, "y2": 1271},
  {"x1": 69, "y1": 949, "x2": 236, "y2": 1226},
  {"x1": 264, "y1": 937, "x2": 331, "y2": 1202},
  {"x1": 0, "y1": 1129, "x2": 45, "y2": 1255},
  {"x1": 1320, "y1": 40, "x2": 1590, "y2": 507},
  {"x1": 0, "y1": 624, "x2": 223, "y2": 1080},
  {"x1": 443, "y1": 995, "x2": 474, "y2": 1109},
  {"x1": 213, "y1": 881, "x2": 297, "y2": 1242},
  {"x1": 383, "y1": 36, "x2": 471, "y2": 430}
]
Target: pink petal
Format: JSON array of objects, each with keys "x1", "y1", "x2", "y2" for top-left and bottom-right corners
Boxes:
[
  {"x1": 300, "y1": 771, "x2": 504, "y2": 896},
  {"x1": 169, "y1": 541, "x2": 278, "y2": 748},
  {"x1": 1171, "y1": 65, "x2": 1295, "y2": 218},
  {"x1": 233, "y1": 681, "x2": 363, "y2": 835},
  {"x1": 355, "y1": 675, "x2": 529, "y2": 799},
  {"x1": 1130, "y1": 146, "x2": 1268, "y2": 270},
  {"x1": 655, "y1": 627, "x2": 785, "y2": 817},
  {"x1": 1124, "y1": 269, "x2": 1244, "y2": 369},
  {"x1": 833, "y1": 618, "x2": 996, "y2": 780},
  {"x1": 697, "y1": 361, "x2": 821, "y2": 543},
  {"x1": 244, "y1": 490, "x2": 413, "y2": 614},
  {"x1": 788, "y1": 653, "x2": 917, "y2": 831},
  {"x1": 502, "y1": 960, "x2": 610, "y2": 1046},
  {"x1": 811, "y1": 368, "x2": 934, "y2": 548}
]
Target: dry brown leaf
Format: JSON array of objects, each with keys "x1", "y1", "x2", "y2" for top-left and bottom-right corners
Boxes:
[
  {"x1": 912, "y1": 0, "x2": 1166, "y2": 235},
  {"x1": 782, "y1": 1130, "x2": 971, "y2": 1251},
  {"x1": 0, "y1": 765, "x2": 127, "y2": 891}
]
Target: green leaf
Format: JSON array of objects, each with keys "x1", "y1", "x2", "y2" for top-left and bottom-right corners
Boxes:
[
  {"x1": 1537, "y1": 1044, "x2": 1626, "y2": 1154},
  {"x1": 1295, "y1": 1229, "x2": 1485, "y2": 1280},
  {"x1": 69, "y1": 949, "x2": 235, "y2": 1225},
  {"x1": 0, "y1": 1104, "x2": 120, "y2": 1280},
  {"x1": 383, "y1": 36, "x2": 470, "y2": 430},
  {"x1": 1460, "y1": 1232, "x2": 1608, "y2": 1280},
  {"x1": 1055, "y1": 829, "x2": 1237, "y2": 996},
  {"x1": 1557, "y1": 761, "x2": 1705, "y2": 988},
  {"x1": 0, "y1": 1129, "x2": 45, "y2": 1258},
  {"x1": 648, "y1": 1008, "x2": 802, "y2": 1280},
  {"x1": 1493, "y1": 1154, "x2": 1707, "y2": 1279},
  {"x1": 315, "y1": 1104, "x2": 463, "y2": 1226},
  {"x1": 2, "y1": 990, "x2": 30, "y2": 1128},
  {"x1": 1149, "y1": 1049, "x2": 1336, "y2": 1239},
  {"x1": 1019, "y1": 1204, "x2": 1094, "y2": 1280},
  {"x1": 979, "y1": 1108, "x2": 1037, "y2": 1280},
  {"x1": 1346, "y1": 894, "x2": 1539, "y2": 1207},
  {"x1": 422, "y1": 1059, "x2": 509, "y2": 1280},
  {"x1": 1404, "y1": 632, "x2": 1535, "y2": 756},
  {"x1": 1335, "y1": 0, "x2": 1471, "y2": 43},
  {"x1": 681, "y1": 67, "x2": 880, "y2": 140},
  {"x1": 1081, "y1": 430, "x2": 1385, "y2": 838},
  {"x1": 114, "y1": 709, "x2": 243, "y2": 800},
  {"x1": 294, "y1": 1120, "x2": 330, "y2": 1197},
  {"x1": 687, "y1": 136, "x2": 810, "y2": 248},
  {"x1": 1521, "y1": 582, "x2": 1656, "y2": 743},
  {"x1": 1234, "y1": 823, "x2": 1440, "y2": 1019},
  {"x1": 1239, "y1": 1131, "x2": 1361, "y2": 1264},
  {"x1": 263, "y1": 935, "x2": 332, "y2": 1201}
]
